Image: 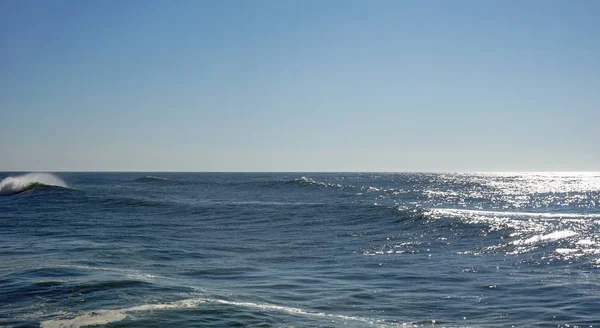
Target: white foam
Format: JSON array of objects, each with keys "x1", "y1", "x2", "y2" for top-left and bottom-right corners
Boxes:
[
  {"x1": 212, "y1": 299, "x2": 388, "y2": 324},
  {"x1": 40, "y1": 297, "x2": 398, "y2": 328},
  {"x1": 512, "y1": 230, "x2": 578, "y2": 246},
  {"x1": 0, "y1": 173, "x2": 67, "y2": 195},
  {"x1": 555, "y1": 248, "x2": 578, "y2": 254},
  {"x1": 576, "y1": 239, "x2": 595, "y2": 246},
  {"x1": 52, "y1": 264, "x2": 163, "y2": 282},
  {"x1": 40, "y1": 299, "x2": 207, "y2": 328},
  {"x1": 40, "y1": 311, "x2": 127, "y2": 328}
]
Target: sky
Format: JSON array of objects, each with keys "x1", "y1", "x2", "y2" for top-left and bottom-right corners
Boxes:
[{"x1": 1, "y1": 0, "x2": 598, "y2": 172}]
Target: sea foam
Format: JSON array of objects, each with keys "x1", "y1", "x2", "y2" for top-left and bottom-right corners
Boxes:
[{"x1": 40, "y1": 297, "x2": 397, "y2": 328}]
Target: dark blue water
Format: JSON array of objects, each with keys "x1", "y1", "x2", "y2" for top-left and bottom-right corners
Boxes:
[{"x1": 1, "y1": 172, "x2": 599, "y2": 327}]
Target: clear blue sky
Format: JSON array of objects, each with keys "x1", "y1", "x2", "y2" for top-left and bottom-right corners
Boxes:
[{"x1": 1, "y1": 0, "x2": 598, "y2": 171}]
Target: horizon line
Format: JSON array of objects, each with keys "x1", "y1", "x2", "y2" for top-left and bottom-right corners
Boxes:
[{"x1": 1, "y1": 170, "x2": 599, "y2": 174}]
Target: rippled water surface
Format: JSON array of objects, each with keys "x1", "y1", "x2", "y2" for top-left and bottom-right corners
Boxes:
[{"x1": 1, "y1": 172, "x2": 599, "y2": 327}]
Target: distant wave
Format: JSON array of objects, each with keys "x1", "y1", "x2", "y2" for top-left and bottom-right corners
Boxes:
[
  {"x1": 0, "y1": 173, "x2": 68, "y2": 196},
  {"x1": 133, "y1": 175, "x2": 169, "y2": 182},
  {"x1": 284, "y1": 176, "x2": 344, "y2": 188}
]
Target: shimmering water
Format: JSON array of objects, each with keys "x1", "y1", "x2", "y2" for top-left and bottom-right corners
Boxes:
[{"x1": 1, "y1": 172, "x2": 599, "y2": 327}]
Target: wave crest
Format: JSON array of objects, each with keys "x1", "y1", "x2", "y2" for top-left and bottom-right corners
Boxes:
[
  {"x1": 134, "y1": 175, "x2": 169, "y2": 182},
  {"x1": 0, "y1": 173, "x2": 68, "y2": 196},
  {"x1": 291, "y1": 176, "x2": 344, "y2": 188}
]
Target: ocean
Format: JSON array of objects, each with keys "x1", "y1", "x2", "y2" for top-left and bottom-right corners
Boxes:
[{"x1": 1, "y1": 172, "x2": 599, "y2": 327}]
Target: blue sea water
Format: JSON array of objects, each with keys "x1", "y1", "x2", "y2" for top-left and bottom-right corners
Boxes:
[{"x1": 1, "y1": 172, "x2": 600, "y2": 327}]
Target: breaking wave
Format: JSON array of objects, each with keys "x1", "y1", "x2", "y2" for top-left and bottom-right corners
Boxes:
[{"x1": 0, "y1": 173, "x2": 68, "y2": 196}]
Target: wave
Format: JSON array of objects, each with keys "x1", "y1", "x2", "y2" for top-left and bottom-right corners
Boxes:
[
  {"x1": 0, "y1": 173, "x2": 68, "y2": 196},
  {"x1": 133, "y1": 175, "x2": 169, "y2": 182},
  {"x1": 284, "y1": 176, "x2": 345, "y2": 188},
  {"x1": 40, "y1": 297, "x2": 400, "y2": 328},
  {"x1": 128, "y1": 176, "x2": 348, "y2": 190}
]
